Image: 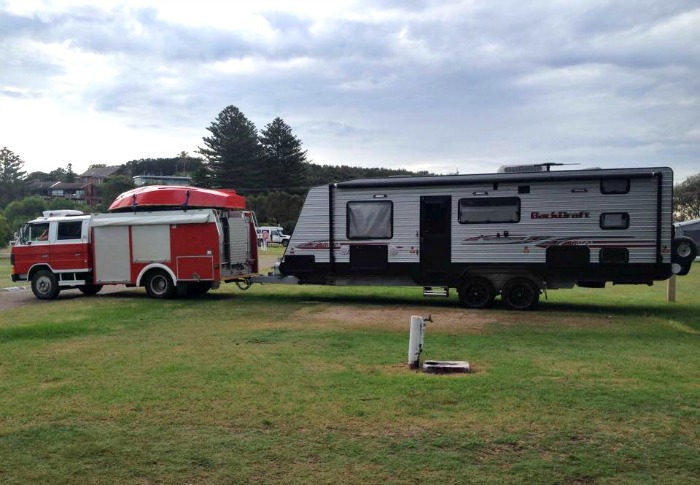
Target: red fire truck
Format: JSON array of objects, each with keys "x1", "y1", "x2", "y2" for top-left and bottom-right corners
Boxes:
[{"x1": 10, "y1": 186, "x2": 258, "y2": 300}]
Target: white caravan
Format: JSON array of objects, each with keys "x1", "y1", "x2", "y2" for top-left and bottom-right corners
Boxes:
[{"x1": 277, "y1": 166, "x2": 696, "y2": 310}]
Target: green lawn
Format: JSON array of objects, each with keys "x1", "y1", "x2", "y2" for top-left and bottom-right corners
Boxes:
[
  {"x1": 0, "y1": 257, "x2": 17, "y2": 288},
  {"x1": 0, "y1": 263, "x2": 698, "y2": 484}
]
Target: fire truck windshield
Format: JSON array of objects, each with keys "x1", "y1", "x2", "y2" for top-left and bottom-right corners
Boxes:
[{"x1": 18, "y1": 224, "x2": 29, "y2": 244}]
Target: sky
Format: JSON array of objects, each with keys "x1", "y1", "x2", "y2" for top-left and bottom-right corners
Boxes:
[{"x1": 0, "y1": 0, "x2": 698, "y2": 180}]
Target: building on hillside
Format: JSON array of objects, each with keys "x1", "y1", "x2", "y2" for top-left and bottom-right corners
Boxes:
[
  {"x1": 78, "y1": 166, "x2": 120, "y2": 185},
  {"x1": 27, "y1": 180, "x2": 59, "y2": 198},
  {"x1": 133, "y1": 175, "x2": 192, "y2": 186},
  {"x1": 48, "y1": 182, "x2": 86, "y2": 200},
  {"x1": 27, "y1": 180, "x2": 101, "y2": 206}
]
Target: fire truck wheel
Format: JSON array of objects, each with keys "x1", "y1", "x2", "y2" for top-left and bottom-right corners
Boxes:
[
  {"x1": 672, "y1": 237, "x2": 697, "y2": 266},
  {"x1": 186, "y1": 282, "x2": 212, "y2": 296},
  {"x1": 144, "y1": 270, "x2": 176, "y2": 299},
  {"x1": 282, "y1": 239, "x2": 289, "y2": 247},
  {"x1": 79, "y1": 284, "x2": 103, "y2": 296},
  {"x1": 502, "y1": 278, "x2": 540, "y2": 311},
  {"x1": 31, "y1": 270, "x2": 60, "y2": 300},
  {"x1": 458, "y1": 277, "x2": 495, "y2": 309}
]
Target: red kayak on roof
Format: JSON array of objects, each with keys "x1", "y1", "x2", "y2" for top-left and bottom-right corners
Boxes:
[{"x1": 108, "y1": 185, "x2": 246, "y2": 212}]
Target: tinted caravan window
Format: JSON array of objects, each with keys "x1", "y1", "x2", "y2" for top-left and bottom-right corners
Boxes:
[
  {"x1": 458, "y1": 197, "x2": 520, "y2": 224},
  {"x1": 600, "y1": 213, "x2": 630, "y2": 230},
  {"x1": 601, "y1": 178, "x2": 630, "y2": 194},
  {"x1": 347, "y1": 201, "x2": 393, "y2": 239}
]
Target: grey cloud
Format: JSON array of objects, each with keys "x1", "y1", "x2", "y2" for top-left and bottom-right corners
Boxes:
[{"x1": 0, "y1": 1, "x2": 697, "y2": 178}]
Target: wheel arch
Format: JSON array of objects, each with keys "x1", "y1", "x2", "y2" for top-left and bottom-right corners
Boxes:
[
  {"x1": 27, "y1": 263, "x2": 53, "y2": 280},
  {"x1": 136, "y1": 264, "x2": 177, "y2": 287}
]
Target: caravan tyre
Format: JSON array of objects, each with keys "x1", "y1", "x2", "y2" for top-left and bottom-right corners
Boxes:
[
  {"x1": 144, "y1": 269, "x2": 176, "y2": 299},
  {"x1": 502, "y1": 278, "x2": 539, "y2": 311},
  {"x1": 672, "y1": 237, "x2": 697, "y2": 265},
  {"x1": 458, "y1": 277, "x2": 495, "y2": 309},
  {"x1": 31, "y1": 270, "x2": 60, "y2": 300}
]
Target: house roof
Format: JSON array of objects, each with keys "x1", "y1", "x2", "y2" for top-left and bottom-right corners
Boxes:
[
  {"x1": 51, "y1": 182, "x2": 86, "y2": 190},
  {"x1": 28, "y1": 180, "x2": 60, "y2": 189},
  {"x1": 79, "y1": 166, "x2": 120, "y2": 178}
]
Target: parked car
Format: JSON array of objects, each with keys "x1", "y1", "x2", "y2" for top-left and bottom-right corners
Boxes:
[{"x1": 257, "y1": 226, "x2": 291, "y2": 246}]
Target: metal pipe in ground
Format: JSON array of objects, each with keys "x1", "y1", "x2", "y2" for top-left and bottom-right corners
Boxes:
[{"x1": 408, "y1": 315, "x2": 428, "y2": 369}]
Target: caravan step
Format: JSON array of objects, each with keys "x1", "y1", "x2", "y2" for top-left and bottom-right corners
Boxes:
[{"x1": 423, "y1": 286, "x2": 449, "y2": 297}]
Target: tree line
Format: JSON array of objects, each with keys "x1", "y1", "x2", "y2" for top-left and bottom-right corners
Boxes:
[
  {"x1": 2, "y1": 104, "x2": 700, "y2": 246},
  {"x1": 0, "y1": 105, "x2": 424, "y2": 244}
]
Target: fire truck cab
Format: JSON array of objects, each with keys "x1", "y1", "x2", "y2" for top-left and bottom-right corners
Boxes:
[{"x1": 11, "y1": 187, "x2": 258, "y2": 300}]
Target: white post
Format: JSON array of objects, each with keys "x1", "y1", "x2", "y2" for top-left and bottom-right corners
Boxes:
[
  {"x1": 667, "y1": 275, "x2": 676, "y2": 302},
  {"x1": 408, "y1": 315, "x2": 426, "y2": 369}
]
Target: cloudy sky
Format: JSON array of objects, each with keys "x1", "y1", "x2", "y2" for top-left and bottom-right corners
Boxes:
[{"x1": 1, "y1": 0, "x2": 698, "y2": 180}]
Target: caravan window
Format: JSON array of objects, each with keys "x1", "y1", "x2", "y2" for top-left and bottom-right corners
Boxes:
[
  {"x1": 601, "y1": 178, "x2": 630, "y2": 194},
  {"x1": 600, "y1": 213, "x2": 630, "y2": 230},
  {"x1": 458, "y1": 197, "x2": 520, "y2": 224},
  {"x1": 347, "y1": 201, "x2": 393, "y2": 239}
]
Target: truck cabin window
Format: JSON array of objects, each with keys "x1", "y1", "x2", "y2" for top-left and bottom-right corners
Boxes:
[
  {"x1": 458, "y1": 197, "x2": 520, "y2": 224},
  {"x1": 57, "y1": 221, "x2": 83, "y2": 240},
  {"x1": 347, "y1": 201, "x2": 393, "y2": 239},
  {"x1": 601, "y1": 178, "x2": 630, "y2": 194},
  {"x1": 30, "y1": 223, "x2": 50, "y2": 242}
]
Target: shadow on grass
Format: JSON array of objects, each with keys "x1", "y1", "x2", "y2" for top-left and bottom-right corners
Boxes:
[
  {"x1": 0, "y1": 320, "x2": 112, "y2": 343},
  {"x1": 93, "y1": 285, "x2": 699, "y2": 319}
]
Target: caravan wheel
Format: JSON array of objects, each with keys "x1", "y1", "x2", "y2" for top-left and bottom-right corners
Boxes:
[
  {"x1": 458, "y1": 277, "x2": 495, "y2": 309},
  {"x1": 502, "y1": 278, "x2": 539, "y2": 311}
]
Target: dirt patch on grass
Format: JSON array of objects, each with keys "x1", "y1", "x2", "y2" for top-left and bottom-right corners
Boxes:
[
  {"x1": 292, "y1": 305, "x2": 496, "y2": 333},
  {"x1": 291, "y1": 304, "x2": 617, "y2": 333}
]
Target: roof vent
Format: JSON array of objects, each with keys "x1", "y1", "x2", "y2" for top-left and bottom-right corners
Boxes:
[
  {"x1": 498, "y1": 164, "x2": 549, "y2": 173},
  {"x1": 498, "y1": 162, "x2": 571, "y2": 173},
  {"x1": 42, "y1": 210, "x2": 84, "y2": 218}
]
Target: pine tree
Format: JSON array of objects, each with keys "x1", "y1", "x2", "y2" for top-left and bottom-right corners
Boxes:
[
  {"x1": 259, "y1": 117, "x2": 308, "y2": 192},
  {"x1": 0, "y1": 147, "x2": 28, "y2": 209},
  {"x1": 198, "y1": 106, "x2": 264, "y2": 192}
]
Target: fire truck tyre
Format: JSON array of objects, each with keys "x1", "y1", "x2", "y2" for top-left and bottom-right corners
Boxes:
[
  {"x1": 672, "y1": 237, "x2": 697, "y2": 266},
  {"x1": 282, "y1": 239, "x2": 289, "y2": 247},
  {"x1": 79, "y1": 284, "x2": 103, "y2": 296},
  {"x1": 458, "y1": 277, "x2": 495, "y2": 309},
  {"x1": 31, "y1": 270, "x2": 60, "y2": 300},
  {"x1": 144, "y1": 270, "x2": 176, "y2": 299},
  {"x1": 502, "y1": 278, "x2": 540, "y2": 311},
  {"x1": 186, "y1": 282, "x2": 212, "y2": 296}
]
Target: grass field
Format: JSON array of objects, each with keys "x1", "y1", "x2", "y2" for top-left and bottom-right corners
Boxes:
[
  {"x1": 0, "y1": 256, "x2": 698, "y2": 484},
  {"x1": 0, "y1": 255, "x2": 15, "y2": 289}
]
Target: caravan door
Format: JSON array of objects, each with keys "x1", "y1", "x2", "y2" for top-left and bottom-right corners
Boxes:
[{"x1": 420, "y1": 195, "x2": 451, "y2": 285}]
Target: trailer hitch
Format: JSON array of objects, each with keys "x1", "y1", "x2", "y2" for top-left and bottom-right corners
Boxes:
[{"x1": 234, "y1": 278, "x2": 253, "y2": 291}]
